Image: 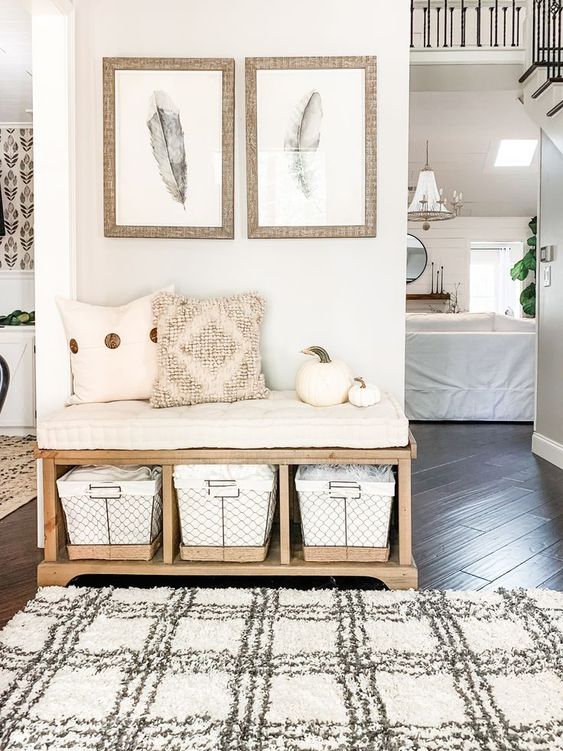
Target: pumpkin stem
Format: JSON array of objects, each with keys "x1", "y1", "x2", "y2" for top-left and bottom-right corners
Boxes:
[
  {"x1": 354, "y1": 377, "x2": 367, "y2": 389},
  {"x1": 302, "y1": 346, "x2": 332, "y2": 364}
]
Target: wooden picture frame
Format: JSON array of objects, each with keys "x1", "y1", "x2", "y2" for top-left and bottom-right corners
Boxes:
[
  {"x1": 245, "y1": 56, "x2": 377, "y2": 239},
  {"x1": 103, "y1": 57, "x2": 235, "y2": 239}
]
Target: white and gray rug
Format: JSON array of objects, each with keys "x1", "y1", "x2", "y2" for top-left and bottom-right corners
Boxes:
[
  {"x1": 0, "y1": 586, "x2": 562, "y2": 750},
  {"x1": 0, "y1": 435, "x2": 36, "y2": 520}
]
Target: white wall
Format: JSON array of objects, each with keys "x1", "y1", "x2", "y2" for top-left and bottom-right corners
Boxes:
[
  {"x1": 72, "y1": 0, "x2": 410, "y2": 401},
  {"x1": 533, "y1": 133, "x2": 563, "y2": 469},
  {"x1": 407, "y1": 216, "x2": 531, "y2": 311},
  {"x1": 0, "y1": 272, "x2": 34, "y2": 312}
]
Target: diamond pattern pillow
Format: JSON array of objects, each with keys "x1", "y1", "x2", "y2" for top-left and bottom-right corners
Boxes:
[{"x1": 151, "y1": 291, "x2": 269, "y2": 408}]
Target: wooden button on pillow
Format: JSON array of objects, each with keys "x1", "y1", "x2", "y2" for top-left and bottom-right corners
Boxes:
[{"x1": 151, "y1": 291, "x2": 269, "y2": 408}]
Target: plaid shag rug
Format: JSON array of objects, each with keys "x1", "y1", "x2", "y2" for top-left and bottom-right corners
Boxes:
[
  {"x1": 0, "y1": 435, "x2": 36, "y2": 520},
  {"x1": 0, "y1": 586, "x2": 562, "y2": 750}
]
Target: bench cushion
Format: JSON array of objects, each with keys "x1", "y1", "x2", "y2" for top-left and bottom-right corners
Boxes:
[{"x1": 37, "y1": 390, "x2": 409, "y2": 450}]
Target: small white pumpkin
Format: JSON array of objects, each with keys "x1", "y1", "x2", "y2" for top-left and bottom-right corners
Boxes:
[
  {"x1": 296, "y1": 346, "x2": 353, "y2": 407},
  {"x1": 348, "y1": 377, "x2": 381, "y2": 408}
]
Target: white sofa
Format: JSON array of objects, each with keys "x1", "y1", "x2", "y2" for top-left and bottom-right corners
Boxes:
[{"x1": 405, "y1": 312, "x2": 536, "y2": 421}]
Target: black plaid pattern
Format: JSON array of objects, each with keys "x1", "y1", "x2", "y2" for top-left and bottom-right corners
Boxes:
[{"x1": 0, "y1": 587, "x2": 562, "y2": 750}]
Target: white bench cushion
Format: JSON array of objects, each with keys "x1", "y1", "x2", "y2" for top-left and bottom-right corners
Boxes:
[{"x1": 37, "y1": 390, "x2": 409, "y2": 450}]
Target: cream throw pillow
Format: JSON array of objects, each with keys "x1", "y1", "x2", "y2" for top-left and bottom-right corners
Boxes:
[
  {"x1": 151, "y1": 291, "x2": 269, "y2": 408},
  {"x1": 57, "y1": 288, "x2": 173, "y2": 404}
]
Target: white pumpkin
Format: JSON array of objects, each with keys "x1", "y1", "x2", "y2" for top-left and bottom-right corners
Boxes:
[
  {"x1": 296, "y1": 346, "x2": 353, "y2": 407},
  {"x1": 348, "y1": 377, "x2": 381, "y2": 408}
]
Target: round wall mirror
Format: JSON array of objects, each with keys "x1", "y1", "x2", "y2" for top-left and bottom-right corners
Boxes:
[{"x1": 406, "y1": 234, "x2": 428, "y2": 284}]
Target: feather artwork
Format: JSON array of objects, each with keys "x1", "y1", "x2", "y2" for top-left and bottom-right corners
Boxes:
[
  {"x1": 146, "y1": 90, "x2": 187, "y2": 208},
  {"x1": 284, "y1": 90, "x2": 323, "y2": 198}
]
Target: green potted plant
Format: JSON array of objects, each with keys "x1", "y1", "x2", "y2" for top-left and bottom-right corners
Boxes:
[{"x1": 510, "y1": 217, "x2": 537, "y2": 317}]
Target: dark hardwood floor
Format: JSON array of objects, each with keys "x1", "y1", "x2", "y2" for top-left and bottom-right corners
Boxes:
[
  {"x1": 412, "y1": 423, "x2": 563, "y2": 590},
  {"x1": 1, "y1": 422, "x2": 562, "y2": 628},
  {"x1": 0, "y1": 498, "x2": 42, "y2": 629}
]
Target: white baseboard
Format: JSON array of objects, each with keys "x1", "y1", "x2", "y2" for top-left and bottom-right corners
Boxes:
[
  {"x1": 0, "y1": 427, "x2": 36, "y2": 437},
  {"x1": 532, "y1": 432, "x2": 563, "y2": 470}
]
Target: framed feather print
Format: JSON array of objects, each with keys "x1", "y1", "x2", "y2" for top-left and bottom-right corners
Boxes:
[
  {"x1": 245, "y1": 56, "x2": 377, "y2": 239},
  {"x1": 103, "y1": 57, "x2": 234, "y2": 239}
]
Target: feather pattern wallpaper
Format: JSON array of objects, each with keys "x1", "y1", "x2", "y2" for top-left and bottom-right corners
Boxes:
[
  {"x1": 0, "y1": 128, "x2": 34, "y2": 270},
  {"x1": 146, "y1": 91, "x2": 188, "y2": 208},
  {"x1": 284, "y1": 90, "x2": 323, "y2": 198}
]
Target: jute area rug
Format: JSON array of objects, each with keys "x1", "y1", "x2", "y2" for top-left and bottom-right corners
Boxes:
[
  {"x1": 0, "y1": 435, "x2": 36, "y2": 520},
  {"x1": 0, "y1": 586, "x2": 562, "y2": 750}
]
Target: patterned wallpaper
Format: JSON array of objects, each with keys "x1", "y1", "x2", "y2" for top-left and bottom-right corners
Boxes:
[{"x1": 0, "y1": 128, "x2": 34, "y2": 271}]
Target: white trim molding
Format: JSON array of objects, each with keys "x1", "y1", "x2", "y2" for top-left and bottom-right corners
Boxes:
[
  {"x1": 0, "y1": 270, "x2": 35, "y2": 279},
  {"x1": 0, "y1": 123, "x2": 33, "y2": 129},
  {"x1": 532, "y1": 432, "x2": 563, "y2": 470},
  {"x1": 30, "y1": 0, "x2": 76, "y2": 547}
]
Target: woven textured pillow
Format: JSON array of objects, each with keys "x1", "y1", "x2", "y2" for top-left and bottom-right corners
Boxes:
[{"x1": 151, "y1": 291, "x2": 269, "y2": 408}]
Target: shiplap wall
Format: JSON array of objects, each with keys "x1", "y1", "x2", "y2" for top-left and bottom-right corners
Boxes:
[{"x1": 407, "y1": 216, "x2": 532, "y2": 311}]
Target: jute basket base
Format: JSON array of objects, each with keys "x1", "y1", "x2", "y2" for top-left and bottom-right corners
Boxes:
[
  {"x1": 180, "y1": 541, "x2": 270, "y2": 562},
  {"x1": 303, "y1": 545, "x2": 390, "y2": 563},
  {"x1": 67, "y1": 534, "x2": 162, "y2": 561}
]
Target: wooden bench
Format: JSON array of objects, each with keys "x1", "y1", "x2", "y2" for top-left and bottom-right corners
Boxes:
[{"x1": 36, "y1": 437, "x2": 417, "y2": 590}]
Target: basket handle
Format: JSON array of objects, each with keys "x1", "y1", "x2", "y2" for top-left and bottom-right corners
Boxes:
[
  {"x1": 88, "y1": 483, "x2": 122, "y2": 499},
  {"x1": 205, "y1": 480, "x2": 240, "y2": 498},
  {"x1": 328, "y1": 481, "x2": 361, "y2": 499}
]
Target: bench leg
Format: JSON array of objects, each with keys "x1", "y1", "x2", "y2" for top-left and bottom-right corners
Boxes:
[
  {"x1": 43, "y1": 458, "x2": 60, "y2": 562},
  {"x1": 162, "y1": 465, "x2": 179, "y2": 564},
  {"x1": 398, "y1": 458, "x2": 412, "y2": 566},
  {"x1": 279, "y1": 464, "x2": 291, "y2": 564}
]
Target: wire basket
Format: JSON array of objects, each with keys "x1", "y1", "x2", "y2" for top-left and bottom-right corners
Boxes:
[
  {"x1": 174, "y1": 464, "x2": 277, "y2": 562},
  {"x1": 295, "y1": 465, "x2": 395, "y2": 562},
  {"x1": 57, "y1": 465, "x2": 162, "y2": 561}
]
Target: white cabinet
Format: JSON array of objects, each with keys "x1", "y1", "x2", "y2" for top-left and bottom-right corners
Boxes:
[{"x1": 0, "y1": 327, "x2": 36, "y2": 433}]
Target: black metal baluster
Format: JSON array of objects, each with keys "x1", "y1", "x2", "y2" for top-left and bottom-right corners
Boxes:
[
  {"x1": 555, "y1": 3, "x2": 559, "y2": 77},
  {"x1": 547, "y1": 0, "x2": 552, "y2": 75},
  {"x1": 410, "y1": 0, "x2": 415, "y2": 47},
  {"x1": 450, "y1": 6, "x2": 455, "y2": 46},
  {"x1": 557, "y1": 7, "x2": 563, "y2": 78},
  {"x1": 495, "y1": 0, "x2": 499, "y2": 46},
  {"x1": 535, "y1": 0, "x2": 541, "y2": 62},
  {"x1": 542, "y1": 0, "x2": 547, "y2": 63},
  {"x1": 516, "y1": 6, "x2": 522, "y2": 49},
  {"x1": 423, "y1": 6, "x2": 428, "y2": 47},
  {"x1": 511, "y1": 0, "x2": 516, "y2": 46},
  {"x1": 444, "y1": 0, "x2": 449, "y2": 46},
  {"x1": 461, "y1": 0, "x2": 466, "y2": 46},
  {"x1": 428, "y1": 0, "x2": 432, "y2": 46},
  {"x1": 477, "y1": 0, "x2": 482, "y2": 47},
  {"x1": 503, "y1": 6, "x2": 507, "y2": 46},
  {"x1": 553, "y1": 3, "x2": 560, "y2": 78},
  {"x1": 490, "y1": 6, "x2": 494, "y2": 45},
  {"x1": 436, "y1": 6, "x2": 441, "y2": 47}
]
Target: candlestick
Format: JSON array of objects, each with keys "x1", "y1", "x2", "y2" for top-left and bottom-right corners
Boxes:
[
  {"x1": 441, "y1": 266, "x2": 444, "y2": 294},
  {"x1": 436, "y1": 269, "x2": 440, "y2": 295},
  {"x1": 431, "y1": 262, "x2": 434, "y2": 294}
]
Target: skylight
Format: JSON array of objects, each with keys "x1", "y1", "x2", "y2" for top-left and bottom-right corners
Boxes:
[{"x1": 495, "y1": 139, "x2": 538, "y2": 167}]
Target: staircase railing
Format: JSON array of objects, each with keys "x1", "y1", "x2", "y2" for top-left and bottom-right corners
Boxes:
[
  {"x1": 520, "y1": 0, "x2": 563, "y2": 117},
  {"x1": 411, "y1": 0, "x2": 526, "y2": 49}
]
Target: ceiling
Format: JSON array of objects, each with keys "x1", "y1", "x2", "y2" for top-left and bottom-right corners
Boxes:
[
  {"x1": 409, "y1": 89, "x2": 539, "y2": 218},
  {"x1": 0, "y1": 0, "x2": 32, "y2": 124}
]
